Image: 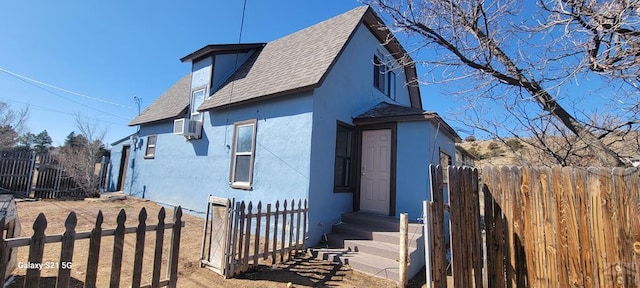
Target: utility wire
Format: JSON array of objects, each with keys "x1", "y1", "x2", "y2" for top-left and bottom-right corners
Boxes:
[
  {"x1": 0, "y1": 96, "x2": 129, "y2": 127},
  {"x1": 2, "y1": 71, "x2": 132, "y2": 121},
  {"x1": 0, "y1": 66, "x2": 135, "y2": 109}
]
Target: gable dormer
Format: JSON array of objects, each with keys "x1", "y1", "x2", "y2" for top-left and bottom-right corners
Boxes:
[{"x1": 180, "y1": 43, "x2": 265, "y2": 120}]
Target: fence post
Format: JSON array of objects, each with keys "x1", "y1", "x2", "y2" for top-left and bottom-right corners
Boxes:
[
  {"x1": 399, "y1": 213, "x2": 409, "y2": 287},
  {"x1": 423, "y1": 201, "x2": 433, "y2": 288},
  {"x1": 26, "y1": 151, "x2": 36, "y2": 197}
]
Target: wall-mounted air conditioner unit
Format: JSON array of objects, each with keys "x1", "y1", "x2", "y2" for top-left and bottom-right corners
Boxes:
[
  {"x1": 173, "y1": 119, "x2": 187, "y2": 135},
  {"x1": 184, "y1": 120, "x2": 203, "y2": 139},
  {"x1": 174, "y1": 118, "x2": 202, "y2": 140}
]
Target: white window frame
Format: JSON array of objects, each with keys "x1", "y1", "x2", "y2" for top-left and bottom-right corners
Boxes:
[
  {"x1": 190, "y1": 88, "x2": 206, "y2": 122},
  {"x1": 229, "y1": 119, "x2": 257, "y2": 190},
  {"x1": 144, "y1": 135, "x2": 157, "y2": 159}
]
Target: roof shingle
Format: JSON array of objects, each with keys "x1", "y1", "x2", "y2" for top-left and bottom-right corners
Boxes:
[{"x1": 198, "y1": 6, "x2": 370, "y2": 110}]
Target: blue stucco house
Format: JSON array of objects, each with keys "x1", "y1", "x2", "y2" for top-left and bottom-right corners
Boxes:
[{"x1": 108, "y1": 6, "x2": 460, "y2": 246}]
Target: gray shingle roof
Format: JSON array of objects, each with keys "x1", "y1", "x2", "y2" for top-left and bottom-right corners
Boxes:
[
  {"x1": 131, "y1": 5, "x2": 423, "y2": 126},
  {"x1": 129, "y1": 74, "x2": 191, "y2": 126},
  {"x1": 354, "y1": 102, "x2": 462, "y2": 142},
  {"x1": 198, "y1": 6, "x2": 370, "y2": 110}
]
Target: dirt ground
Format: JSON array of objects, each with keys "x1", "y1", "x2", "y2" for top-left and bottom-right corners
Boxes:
[{"x1": 4, "y1": 195, "x2": 428, "y2": 287}]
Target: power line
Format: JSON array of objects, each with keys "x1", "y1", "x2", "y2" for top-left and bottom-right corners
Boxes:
[
  {"x1": 0, "y1": 97, "x2": 129, "y2": 127},
  {"x1": 0, "y1": 66, "x2": 135, "y2": 109},
  {"x1": 2, "y1": 71, "x2": 132, "y2": 121}
]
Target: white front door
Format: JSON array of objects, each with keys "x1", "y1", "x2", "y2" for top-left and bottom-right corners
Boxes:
[{"x1": 359, "y1": 129, "x2": 392, "y2": 215}]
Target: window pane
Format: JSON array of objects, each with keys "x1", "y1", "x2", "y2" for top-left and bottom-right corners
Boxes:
[
  {"x1": 335, "y1": 126, "x2": 351, "y2": 157},
  {"x1": 388, "y1": 71, "x2": 396, "y2": 98},
  {"x1": 234, "y1": 155, "x2": 251, "y2": 182},
  {"x1": 146, "y1": 146, "x2": 155, "y2": 157},
  {"x1": 147, "y1": 136, "x2": 157, "y2": 145},
  {"x1": 236, "y1": 125, "x2": 253, "y2": 153},
  {"x1": 192, "y1": 90, "x2": 205, "y2": 111},
  {"x1": 334, "y1": 123, "x2": 354, "y2": 189}
]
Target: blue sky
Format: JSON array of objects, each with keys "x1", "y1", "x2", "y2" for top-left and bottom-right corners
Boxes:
[
  {"x1": 6, "y1": 1, "x2": 433, "y2": 145},
  {"x1": 2, "y1": 1, "x2": 619, "y2": 147}
]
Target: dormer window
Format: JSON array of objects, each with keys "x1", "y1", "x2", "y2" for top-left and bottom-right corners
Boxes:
[
  {"x1": 191, "y1": 88, "x2": 205, "y2": 121},
  {"x1": 373, "y1": 55, "x2": 396, "y2": 100}
]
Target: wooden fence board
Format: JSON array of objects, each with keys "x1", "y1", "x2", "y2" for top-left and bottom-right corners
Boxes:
[
  {"x1": 25, "y1": 213, "x2": 46, "y2": 288},
  {"x1": 110, "y1": 209, "x2": 126, "y2": 288},
  {"x1": 132, "y1": 208, "x2": 147, "y2": 288},
  {"x1": 55, "y1": 212, "x2": 77, "y2": 288}
]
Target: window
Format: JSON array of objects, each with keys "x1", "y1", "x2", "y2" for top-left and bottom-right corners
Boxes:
[
  {"x1": 373, "y1": 55, "x2": 396, "y2": 98},
  {"x1": 387, "y1": 71, "x2": 396, "y2": 99},
  {"x1": 191, "y1": 88, "x2": 205, "y2": 122},
  {"x1": 229, "y1": 119, "x2": 257, "y2": 189},
  {"x1": 145, "y1": 135, "x2": 157, "y2": 159},
  {"x1": 334, "y1": 122, "x2": 355, "y2": 192},
  {"x1": 373, "y1": 56, "x2": 386, "y2": 93}
]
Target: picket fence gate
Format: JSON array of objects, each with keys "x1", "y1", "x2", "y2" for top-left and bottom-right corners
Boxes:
[
  {"x1": 200, "y1": 196, "x2": 308, "y2": 278},
  {"x1": 0, "y1": 206, "x2": 184, "y2": 288}
]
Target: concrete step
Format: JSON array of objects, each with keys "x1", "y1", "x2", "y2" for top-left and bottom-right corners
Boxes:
[
  {"x1": 308, "y1": 248, "x2": 401, "y2": 282},
  {"x1": 340, "y1": 212, "x2": 423, "y2": 232},
  {"x1": 344, "y1": 251, "x2": 401, "y2": 281},
  {"x1": 327, "y1": 233, "x2": 420, "y2": 260},
  {"x1": 331, "y1": 223, "x2": 421, "y2": 247}
]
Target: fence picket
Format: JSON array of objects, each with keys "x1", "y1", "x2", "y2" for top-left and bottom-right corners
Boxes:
[
  {"x1": 253, "y1": 201, "x2": 262, "y2": 268},
  {"x1": 280, "y1": 199, "x2": 287, "y2": 263},
  {"x1": 25, "y1": 213, "x2": 47, "y2": 288},
  {"x1": 152, "y1": 207, "x2": 166, "y2": 288},
  {"x1": 288, "y1": 200, "x2": 295, "y2": 261},
  {"x1": 110, "y1": 209, "x2": 126, "y2": 288},
  {"x1": 295, "y1": 199, "x2": 302, "y2": 255},
  {"x1": 132, "y1": 208, "x2": 147, "y2": 288},
  {"x1": 242, "y1": 202, "x2": 252, "y2": 272},
  {"x1": 271, "y1": 201, "x2": 279, "y2": 265},
  {"x1": 167, "y1": 207, "x2": 182, "y2": 288},
  {"x1": 55, "y1": 212, "x2": 77, "y2": 288},
  {"x1": 85, "y1": 211, "x2": 103, "y2": 287},
  {"x1": 429, "y1": 165, "x2": 446, "y2": 287},
  {"x1": 263, "y1": 203, "x2": 271, "y2": 260}
]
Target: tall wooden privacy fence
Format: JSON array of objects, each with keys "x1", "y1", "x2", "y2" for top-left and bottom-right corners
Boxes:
[
  {"x1": 0, "y1": 206, "x2": 184, "y2": 288},
  {"x1": 201, "y1": 197, "x2": 308, "y2": 278},
  {"x1": 427, "y1": 165, "x2": 640, "y2": 288},
  {"x1": 0, "y1": 151, "x2": 109, "y2": 199}
]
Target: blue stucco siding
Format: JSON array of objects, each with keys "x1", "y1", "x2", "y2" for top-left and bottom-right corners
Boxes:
[
  {"x1": 124, "y1": 92, "x2": 314, "y2": 216},
  {"x1": 191, "y1": 57, "x2": 212, "y2": 90},
  {"x1": 306, "y1": 23, "x2": 417, "y2": 243},
  {"x1": 395, "y1": 121, "x2": 454, "y2": 219}
]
